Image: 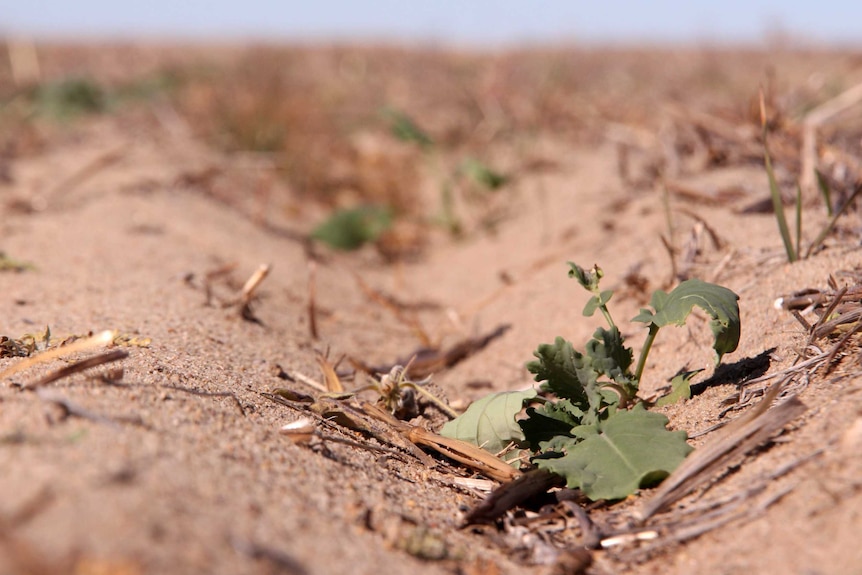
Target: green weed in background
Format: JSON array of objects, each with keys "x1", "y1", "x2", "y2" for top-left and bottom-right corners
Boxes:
[
  {"x1": 382, "y1": 105, "x2": 511, "y2": 238},
  {"x1": 311, "y1": 205, "x2": 393, "y2": 250},
  {"x1": 760, "y1": 91, "x2": 862, "y2": 262},
  {"x1": 26, "y1": 72, "x2": 181, "y2": 121},
  {"x1": 33, "y1": 77, "x2": 107, "y2": 120}
]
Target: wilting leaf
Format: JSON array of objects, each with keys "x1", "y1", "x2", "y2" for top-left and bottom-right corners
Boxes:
[
  {"x1": 535, "y1": 406, "x2": 692, "y2": 500},
  {"x1": 311, "y1": 205, "x2": 392, "y2": 250},
  {"x1": 440, "y1": 389, "x2": 537, "y2": 457},
  {"x1": 632, "y1": 278, "x2": 740, "y2": 364},
  {"x1": 568, "y1": 262, "x2": 603, "y2": 292}
]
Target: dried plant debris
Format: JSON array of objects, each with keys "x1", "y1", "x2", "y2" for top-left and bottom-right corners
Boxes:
[
  {"x1": 638, "y1": 382, "x2": 805, "y2": 520},
  {"x1": 0, "y1": 330, "x2": 115, "y2": 380},
  {"x1": 186, "y1": 262, "x2": 271, "y2": 321},
  {"x1": 0, "y1": 252, "x2": 35, "y2": 272},
  {"x1": 0, "y1": 328, "x2": 148, "y2": 361},
  {"x1": 0, "y1": 326, "x2": 51, "y2": 358},
  {"x1": 264, "y1": 367, "x2": 518, "y2": 482},
  {"x1": 456, "y1": 384, "x2": 809, "y2": 567},
  {"x1": 352, "y1": 324, "x2": 511, "y2": 380},
  {"x1": 21, "y1": 349, "x2": 129, "y2": 390},
  {"x1": 777, "y1": 268, "x2": 862, "y2": 373},
  {"x1": 0, "y1": 330, "x2": 146, "y2": 391}
]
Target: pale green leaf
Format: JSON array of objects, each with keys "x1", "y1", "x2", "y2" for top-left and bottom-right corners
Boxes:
[
  {"x1": 535, "y1": 406, "x2": 692, "y2": 500},
  {"x1": 655, "y1": 369, "x2": 701, "y2": 407},
  {"x1": 583, "y1": 289, "x2": 613, "y2": 317},
  {"x1": 440, "y1": 389, "x2": 537, "y2": 456}
]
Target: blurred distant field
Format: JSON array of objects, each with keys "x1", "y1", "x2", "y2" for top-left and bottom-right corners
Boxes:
[{"x1": 3, "y1": 42, "x2": 862, "y2": 253}]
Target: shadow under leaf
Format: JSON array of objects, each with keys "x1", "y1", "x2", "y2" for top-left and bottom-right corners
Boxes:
[{"x1": 690, "y1": 348, "x2": 774, "y2": 397}]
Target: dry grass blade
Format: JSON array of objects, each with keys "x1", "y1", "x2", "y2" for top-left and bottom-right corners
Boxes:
[
  {"x1": 238, "y1": 263, "x2": 270, "y2": 306},
  {"x1": 222, "y1": 263, "x2": 270, "y2": 321},
  {"x1": 0, "y1": 330, "x2": 115, "y2": 381},
  {"x1": 316, "y1": 352, "x2": 344, "y2": 393},
  {"x1": 612, "y1": 451, "x2": 822, "y2": 557},
  {"x1": 21, "y1": 349, "x2": 129, "y2": 390},
  {"x1": 638, "y1": 382, "x2": 806, "y2": 520},
  {"x1": 405, "y1": 427, "x2": 519, "y2": 484},
  {"x1": 360, "y1": 401, "x2": 519, "y2": 483},
  {"x1": 353, "y1": 324, "x2": 511, "y2": 380},
  {"x1": 307, "y1": 259, "x2": 319, "y2": 340}
]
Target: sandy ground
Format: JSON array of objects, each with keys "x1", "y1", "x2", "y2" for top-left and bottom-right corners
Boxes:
[{"x1": 1, "y1": 45, "x2": 862, "y2": 575}]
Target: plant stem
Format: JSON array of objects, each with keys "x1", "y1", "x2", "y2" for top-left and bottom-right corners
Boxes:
[
  {"x1": 633, "y1": 324, "x2": 660, "y2": 384},
  {"x1": 760, "y1": 93, "x2": 797, "y2": 263},
  {"x1": 599, "y1": 303, "x2": 616, "y2": 330}
]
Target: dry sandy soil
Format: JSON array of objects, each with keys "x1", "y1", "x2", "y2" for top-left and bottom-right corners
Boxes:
[{"x1": 1, "y1": 43, "x2": 862, "y2": 575}]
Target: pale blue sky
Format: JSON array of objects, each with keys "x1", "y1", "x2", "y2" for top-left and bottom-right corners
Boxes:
[{"x1": 1, "y1": 1, "x2": 860, "y2": 46}]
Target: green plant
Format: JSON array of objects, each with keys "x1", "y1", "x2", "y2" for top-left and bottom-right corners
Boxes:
[
  {"x1": 442, "y1": 263, "x2": 740, "y2": 500},
  {"x1": 33, "y1": 77, "x2": 108, "y2": 120},
  {"x1": 760, "y1": 93, "x2": 862, "y2": 262},
  {"x1": 460, "y1": 158, "x2": 508, "y2": 191},
  {"x1": 311, "y1": 204, "x2": 392, "y2": 250},
  {"x1": 381, "y1": 105, "x2": 510, "y2": 238},
  {"x1": 382, "y1": 106, "x2": 434, "y2": 149}
]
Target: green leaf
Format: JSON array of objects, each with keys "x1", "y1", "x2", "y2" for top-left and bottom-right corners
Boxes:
[
  {"x1": 632, "y1": 278, "x2": 740, "y2": 364},
  {"x1": 585, "y1": 326, "x2": 633, "y2": 388},
  {"x1": 582, "y1": 290, "x2": 613, "y2": 317},
  {"x1": 311, "y1": 205, "x2": 392, "y2": 250},
  {"x1": 461, "y1": 158, "x2": 508, "y2": 190},
  {"x1": 440, "y1": 389, "x2": 537, "y2": 457},
  {"x1": 534, "y1": 406, "x2": 693, "y2": 500},
  {"x1": 518, "y1": 399, "x2": 583, "y2": 450},
  {"x1": 526, "y1": 337, "x2": 591, "y2": 407},
  {"x1": 655, "y1": 369, "x2": 701, "y2": 407}
]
